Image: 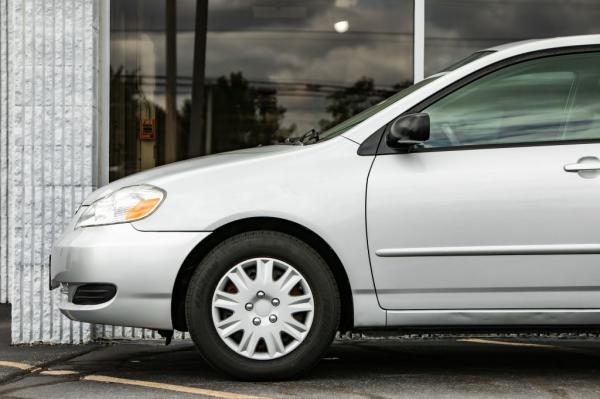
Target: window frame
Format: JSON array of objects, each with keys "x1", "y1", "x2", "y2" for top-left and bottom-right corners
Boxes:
[
  {"x1": 99, "y1": 0, "x2": 111, "y2": 186},
  {"x1": 373, "y1": 45, "x2": 600, "y2": 155}
]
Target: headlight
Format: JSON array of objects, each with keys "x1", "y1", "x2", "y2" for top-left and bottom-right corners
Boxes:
[{"x1": 75, "y1": 185, "x2": 165, "y2": 228}]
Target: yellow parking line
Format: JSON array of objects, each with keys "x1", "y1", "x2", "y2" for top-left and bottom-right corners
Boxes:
[
  {"x1": 458, "y1": 338, "x2": 557, "y2": 349},
  {"x1": 40, "y1": 370, "x2": 80, "y2": 376},
  {"x1": 83, "y1": 375, "x2": 270, "y2": 399},
  {"x1": 0, "y1": 360, "x2": 33, "y2": 370},
  {"x1": 0, "y1": 359, "x2": 270, "y2": 398}
]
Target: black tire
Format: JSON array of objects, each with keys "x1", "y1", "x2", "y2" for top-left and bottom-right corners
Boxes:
[{"x1": 185, "y1": 230, "x2": 340, "y2": 380}]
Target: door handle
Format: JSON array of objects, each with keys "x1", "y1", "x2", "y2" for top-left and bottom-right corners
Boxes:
[
  {"x1": 564, "y1": 157, "x2": 600, "y2": 177},
  {"x1": 564, "y1": 157, "x2": 600, "y2": 174}
]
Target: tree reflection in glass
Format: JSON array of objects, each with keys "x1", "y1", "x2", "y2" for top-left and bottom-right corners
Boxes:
[{"x1": 110, "y1": 0, "x2": 414, "y2": 180}]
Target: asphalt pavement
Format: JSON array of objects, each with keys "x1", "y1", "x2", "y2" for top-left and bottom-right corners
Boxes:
[{"x1": 1, "y1": 304, "x2": 600, "y2": 398}]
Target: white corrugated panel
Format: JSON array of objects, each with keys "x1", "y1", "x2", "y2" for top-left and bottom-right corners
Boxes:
[
  {"x1": 4, "y1": 0, "x2": 97, "y2": 344},
  {"x1": 1, "y1": 0, "x2": 10, "y2": 304}
]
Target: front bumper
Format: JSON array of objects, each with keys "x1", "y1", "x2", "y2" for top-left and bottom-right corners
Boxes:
[{"x1": 50, "y1": 221, "x2": 209, "y2": 330}]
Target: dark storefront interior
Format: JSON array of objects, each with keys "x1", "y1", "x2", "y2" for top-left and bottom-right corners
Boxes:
[
  {"x1": 110, "y1": 0, "x2": 600, "y2": 181},
  {"x1": 109, "y1": 0, "x2": 413, "y2": 180}
]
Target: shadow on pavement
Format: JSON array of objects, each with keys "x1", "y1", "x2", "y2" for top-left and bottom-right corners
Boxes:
[
  {"x1": 21, "y1": 337, "x2": 598, "y2": 398},
  {"x1": 1, "y1": 309, "x2": 600, "y2": 398}
]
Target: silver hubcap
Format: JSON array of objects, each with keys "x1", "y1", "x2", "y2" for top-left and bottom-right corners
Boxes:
[{"x1": 211, "y1": 258, "x2": 314, "y2": 360}]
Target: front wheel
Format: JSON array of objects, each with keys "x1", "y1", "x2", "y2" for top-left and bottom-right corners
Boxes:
[{"x1": 185, "y1": 231, "x2": 340, "y2": 380}]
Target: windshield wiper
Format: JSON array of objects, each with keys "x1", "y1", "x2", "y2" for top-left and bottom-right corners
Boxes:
[{"x1": 285, "y1": 128, "x2": 320, "y2": 146}]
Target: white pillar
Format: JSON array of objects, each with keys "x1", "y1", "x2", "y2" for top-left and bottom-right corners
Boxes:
[{"x1": 3, "y1": 0, "x2": 99, "y2": 344}]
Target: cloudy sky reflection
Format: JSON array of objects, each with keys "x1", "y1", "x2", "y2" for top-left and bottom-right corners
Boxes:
[
  {"x1": 111, "y1": 0, "x2": 414, "y2": 133},
  {"x1": 425, "y1": 0, "x2": 600, "y2": 75}
]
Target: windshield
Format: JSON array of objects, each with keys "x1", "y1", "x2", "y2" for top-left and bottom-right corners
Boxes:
[
  {"x1": 316, "y1": 50, "x2": 495, "y2": 142},
  {"x1": 319, "y1": 76, "x2": 439, "y2": 140}
]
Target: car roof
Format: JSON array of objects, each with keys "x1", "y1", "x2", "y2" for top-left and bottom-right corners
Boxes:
[{"x1": 485, "y1": 34, "x2": 600, "y2": 53}]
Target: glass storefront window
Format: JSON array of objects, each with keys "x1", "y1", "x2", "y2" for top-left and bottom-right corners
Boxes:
[
  {"x1": 110, "y1": 0, "x2": 414, "y2": 181},
  {"x1": 425, "y1": 0, "x2": 600, "y2": 77}
]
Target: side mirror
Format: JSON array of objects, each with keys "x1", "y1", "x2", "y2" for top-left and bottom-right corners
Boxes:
[{"x1": 386, "y1": 113, "x2": 430, "y2": 148}]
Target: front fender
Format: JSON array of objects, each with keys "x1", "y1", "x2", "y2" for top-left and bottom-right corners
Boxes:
[{"x1": 132, "y1": 137, "x2": 386, "y2": 327}]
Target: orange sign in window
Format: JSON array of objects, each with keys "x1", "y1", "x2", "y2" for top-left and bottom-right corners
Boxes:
[{"x1": 139, "y1": 119, "x2": 156, "y2": 140}]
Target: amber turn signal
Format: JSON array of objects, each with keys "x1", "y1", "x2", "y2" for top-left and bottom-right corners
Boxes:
[{"x1": 125, "y1": 198, "x2": 161, "y2": 221}]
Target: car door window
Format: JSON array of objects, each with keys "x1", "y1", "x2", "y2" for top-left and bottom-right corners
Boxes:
[
  {"x1": 564, "y1": 75, "x2": 600, "y2": 140},
  {"x1": 420, "y1": 52, "x2": 600, "y2": 149}
]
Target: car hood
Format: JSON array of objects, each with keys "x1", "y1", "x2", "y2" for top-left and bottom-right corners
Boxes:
[{"x1": 83, "y1": 145, "x2": 304, "y2": 205}]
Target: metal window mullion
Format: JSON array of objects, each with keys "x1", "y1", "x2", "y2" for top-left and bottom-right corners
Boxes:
[
  {"x1": 413, "y1": 0, "x2": 425, "y2": 82},
  {"x1": 98, "y1": 0, "x2": 110, "y2": 187}
]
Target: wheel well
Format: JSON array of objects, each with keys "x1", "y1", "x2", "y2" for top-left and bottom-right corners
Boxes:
[{"x1": 171, "y1": 217, "x2": 354, "y2": 333}]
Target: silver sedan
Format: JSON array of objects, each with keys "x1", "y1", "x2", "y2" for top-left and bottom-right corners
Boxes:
[{"x1": 51, "y1": 35, "x2": 600, "y2": 380}]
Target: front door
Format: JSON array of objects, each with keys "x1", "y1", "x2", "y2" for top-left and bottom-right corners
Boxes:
[{"x1": 366, "y1": 51, "x2": 600, "y2": 310}]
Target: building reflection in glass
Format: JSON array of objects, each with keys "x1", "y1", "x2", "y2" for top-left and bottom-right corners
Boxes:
[{"x1": 109, "y1": 0, "x2": 414, "y2": 180}]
